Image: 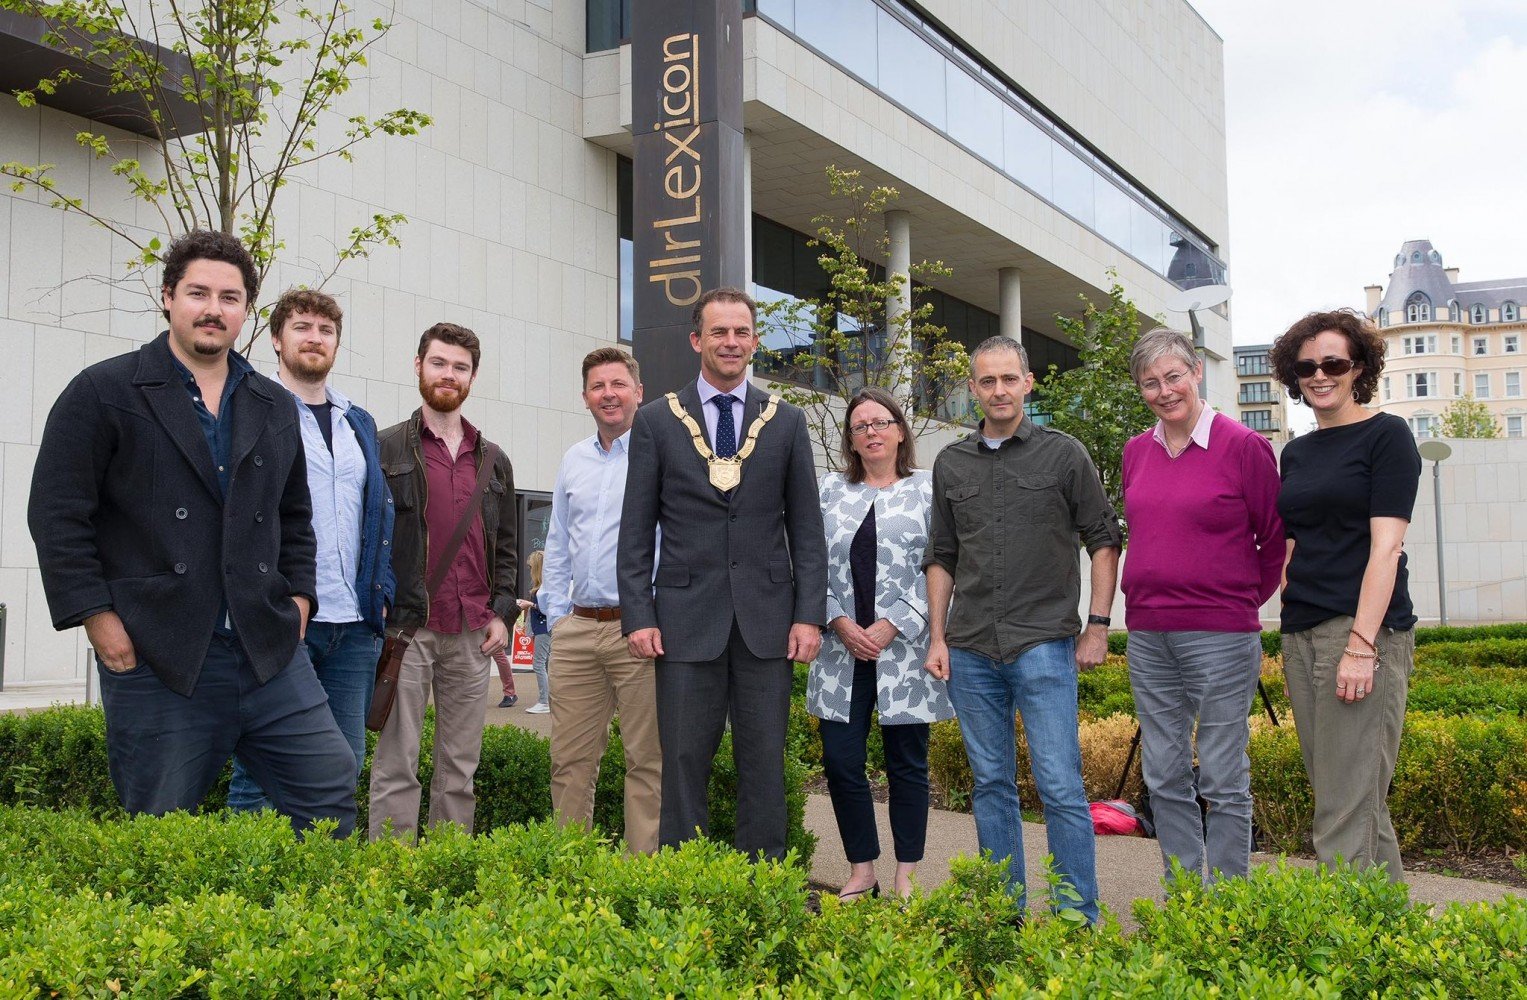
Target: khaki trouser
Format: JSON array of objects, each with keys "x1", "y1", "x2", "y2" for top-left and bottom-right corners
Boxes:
[
  {"x1": 368, "y1": 625, "x2": 492, "y2": 841},
  {"x1": 1283, "y1": 616, "x2": 1414, "y2": 879},
  {"x1": 549, "y1": 613, "x2": 662, "y2": 854}
]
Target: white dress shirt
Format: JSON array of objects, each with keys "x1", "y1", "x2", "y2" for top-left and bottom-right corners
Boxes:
[{"x1": 538, "y1": 430, "x2": 633, "y2": 619}]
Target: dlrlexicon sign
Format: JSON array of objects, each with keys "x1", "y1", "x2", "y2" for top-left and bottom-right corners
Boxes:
[{"x1": 631, "y1": 0, "x2": 746, "y2": 396}]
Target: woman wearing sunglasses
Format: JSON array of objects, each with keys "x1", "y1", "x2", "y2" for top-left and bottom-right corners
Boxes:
[
  {"x1": 1269, "y1": 309, "x2": 1421, "y2": 879},
  {"x1": 1120, "y1": 329, "x2": 1284, "y2": 882},
  {"x1": 808, "y1": 387, "x2": 953, "y2": 901}
]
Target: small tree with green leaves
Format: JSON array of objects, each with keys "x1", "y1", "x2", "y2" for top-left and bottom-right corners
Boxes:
[
  {"x1": 1438, "y1": 394, "x2": 1500, "y2": 439},
  {"x1": 1033, "y1": 274, "x2": 1154, "y2": 516},
  {"x1": 755, "y1": 165, "x2": 970, "y2": 469},
  {"x1": 1, "y1": 0, "x2": 430, "y2": 344}
]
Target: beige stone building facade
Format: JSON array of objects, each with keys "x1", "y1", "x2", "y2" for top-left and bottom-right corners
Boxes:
[
  {"x1": 1369, "y1": 240, "x2": 1527, "y2": 438},
  {"x1": 0, "y1": 0, "x2": 1232, "y2": 688}
]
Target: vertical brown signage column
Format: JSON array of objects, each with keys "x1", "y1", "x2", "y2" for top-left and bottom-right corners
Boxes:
[{"x1": 631, "y1": 0, "x2": 746, "y2": 396}]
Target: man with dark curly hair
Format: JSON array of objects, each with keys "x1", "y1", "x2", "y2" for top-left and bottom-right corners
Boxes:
[{"x1": 28, "y1": 230, "x2": 358, "y2": 836}]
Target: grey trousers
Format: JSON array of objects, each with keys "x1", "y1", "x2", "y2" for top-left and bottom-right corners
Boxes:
[
  {"x1": 1283, "y1": 616, "x2": 1413, "y2": 879},
  {"x1": 655, "y1": 622, "x2": 793, "y2": 861},
  {"x1": 1127, "y1": 630, "x2": 1262, "y2": 880},
  {"x1": 368, "y1": 625, "x2": 492, "y2": 841}
]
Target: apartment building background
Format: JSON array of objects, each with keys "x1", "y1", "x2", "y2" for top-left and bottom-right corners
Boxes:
[{"x1": 1369, "y1": 239, "x2": 1527, "y2": 438}]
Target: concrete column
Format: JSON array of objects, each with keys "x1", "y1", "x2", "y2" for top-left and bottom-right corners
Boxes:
[
  {"x1": 743, "y1": 132, "x2": 754, "y2": 284},
  {"x1": 999, "y1": 267, "x2": 1023, "y2": 346},
  {"x1": 885, "y1": 210, "x2": 912, "y2": 393}
]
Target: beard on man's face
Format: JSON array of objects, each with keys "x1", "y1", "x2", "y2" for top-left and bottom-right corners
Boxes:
[
  {"x1": 284, "y1": 347, "x2": 335, "y2": 380},
  {"x1": 419, "y1": 373, "x2": 469, "y2": 412}
]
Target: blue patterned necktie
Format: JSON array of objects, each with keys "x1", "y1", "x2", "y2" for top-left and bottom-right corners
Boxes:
[{"x1": 713, "y1": 394, "x2": 738, "y2": 458}]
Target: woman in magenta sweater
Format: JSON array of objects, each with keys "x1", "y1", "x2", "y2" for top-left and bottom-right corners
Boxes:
[{"x1": 1120, "y1": 329, "x2": 1284, "y2": 881}]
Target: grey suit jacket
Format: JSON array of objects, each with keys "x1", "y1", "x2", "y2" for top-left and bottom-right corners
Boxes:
[{"x1": 618, "y1": 379, "x2": 828, "y2": 662}]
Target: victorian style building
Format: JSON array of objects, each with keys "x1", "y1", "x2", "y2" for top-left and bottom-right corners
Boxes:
[{"x1": 1369, "y1": 240, "x2": 1527, "y2": 438}]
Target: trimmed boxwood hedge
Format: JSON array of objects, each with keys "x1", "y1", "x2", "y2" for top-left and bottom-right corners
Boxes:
[
  {"x1": 1080, "y1": 640, "x2": 1527, "y2": 721},
  {"x1": 1107, "y1": 623, "x2": 1527, "y2": 659},
  {"x1": 1, "y1": 806, "x2": 1523, "y2": 997},
  {"x1": 0, "y1": 706, "x2": 816, "y2": 865},
  {"x1": 927, "y1": 709, "x2": 1527, "y2": 854}
]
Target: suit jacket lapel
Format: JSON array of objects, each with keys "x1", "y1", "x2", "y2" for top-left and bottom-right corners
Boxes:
[
  {"x1": 728, "y1": 383, "x2": 773, "y2": 499},
  {"x1": 740, "y1": 383, "x2": 769, "y2": 442}
]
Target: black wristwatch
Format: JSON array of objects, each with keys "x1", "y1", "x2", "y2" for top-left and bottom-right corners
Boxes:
[{"x1": 1086, "y1": 614, "x2": 1111, "y2": 627}]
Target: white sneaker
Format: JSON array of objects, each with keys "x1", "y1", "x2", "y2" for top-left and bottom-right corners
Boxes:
[{"x1": 526, "y1": 702, "x2": 550, "y2": 714}]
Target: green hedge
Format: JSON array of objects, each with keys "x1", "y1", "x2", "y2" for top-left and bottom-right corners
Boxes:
[
  {"x1": 1080, "y1": 643, "x2": 1527, "y2": 721},
  {"x1": 1106, "y1": 624, "x2": 1527, "y2": 659},
  {"x1": 0, "y1": 807, "x2": 1522, "y2": 997},
  {"x1": 1417, "y1": 638, "x2": 1527, "y2": 670},
  {"x1": 1249, "y1": 712, "x2": 1527, "y2": 854},
  {"x1": 0, "y1": 706, "x2": 816, "y2": 865},
  {"x1": 1416, "y1": 623, "x2": 1527, "y2": 646},
  {"x1": 928, "y1": 709, "x2": 1527, "y2": 855}
]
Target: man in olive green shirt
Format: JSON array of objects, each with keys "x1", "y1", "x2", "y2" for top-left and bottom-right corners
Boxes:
[{"x1": 923, "y1": 335, "x2": 1121, "y2": 923}]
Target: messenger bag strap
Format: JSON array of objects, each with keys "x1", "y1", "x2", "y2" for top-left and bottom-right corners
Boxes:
[{"x1": 422, "y1": 441, "x2": 502, "y2": 604}]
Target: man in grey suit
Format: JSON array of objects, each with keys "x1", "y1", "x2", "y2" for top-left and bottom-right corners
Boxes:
[{"x1": 618, "y1": 286, "x2": 828, "y2": 861}]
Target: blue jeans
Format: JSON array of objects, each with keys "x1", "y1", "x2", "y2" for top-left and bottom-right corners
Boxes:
[
  {"x1": 99, "y1": 634, "x2": 356, "y2": 837},
  {"x1": 532, "y1": 632, "x2": 552, "y2": 705},
  {"x1": 229, "y1": 620, "x2": 380, "y2": 812},
  {"x1": 947, "y1": 639, "x2": 1097, "y2": 922}
]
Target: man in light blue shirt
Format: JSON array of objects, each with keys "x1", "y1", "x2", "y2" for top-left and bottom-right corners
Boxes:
[
  {"x1": 539, "y1": 347, "x2": 662, "y2": 853},
  {"x1": 228, "y1": 288, "x2": 396, "y2": 811}
]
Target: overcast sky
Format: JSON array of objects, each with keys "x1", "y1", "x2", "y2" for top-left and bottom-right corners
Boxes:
[{"x1": 1190, "y1": 0, "x2": 1527, "y2": 349}]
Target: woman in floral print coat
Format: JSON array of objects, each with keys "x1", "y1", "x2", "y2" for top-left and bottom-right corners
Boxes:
[{"x1": 808, "y1": 387, "x2": 955, "y2": 901}]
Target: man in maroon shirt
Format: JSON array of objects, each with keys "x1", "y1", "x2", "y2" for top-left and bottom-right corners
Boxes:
[{"x1": 369, "y1": 322, "x2": 517, "y2": 841}]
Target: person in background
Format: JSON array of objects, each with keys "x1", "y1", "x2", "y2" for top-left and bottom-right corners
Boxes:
[
  {"x1": 492, "y1": 647, "x2": 517, "y2": 708},
  {"x1": 1270, "y1": 309, "x2": 1420, "y2": 879},
  {"x1": 516, "y1": 549, "x2": 552, "y2": 714},
  {"x1": 1120, "y1": 328, "x2": 1283, "y2": 882},
  {"x1": 809, "y1": 388, "x2": 954, "y2": 900}
]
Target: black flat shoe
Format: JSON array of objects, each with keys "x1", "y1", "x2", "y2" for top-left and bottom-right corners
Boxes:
[
  {"x1": 838, "y1": 882, "x2": 880, "y2": 902},
  {"x1": 498, "y1": 694, "x2": 518, "y2": 708}
]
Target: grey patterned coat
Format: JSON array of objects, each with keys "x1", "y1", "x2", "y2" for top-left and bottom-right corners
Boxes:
[{"x1": 807, "y1": 470, "x2": 955, "y2": 725}]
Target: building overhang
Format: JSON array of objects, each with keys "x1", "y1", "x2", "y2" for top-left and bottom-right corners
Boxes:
[
  {"x1": 0, "y1": 9, "x2": 210, "y2": 139},
  {"x1": 583, "y1": 20, "x2": 1226, "y2": 353}
]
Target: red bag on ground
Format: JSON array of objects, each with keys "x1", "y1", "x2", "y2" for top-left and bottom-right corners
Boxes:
[{"x1": 1090, "y1": 800, "x2": 1148, "y2": 836}]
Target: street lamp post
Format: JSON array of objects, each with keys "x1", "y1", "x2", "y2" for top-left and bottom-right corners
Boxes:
[{"x1": 1417, "y1": 439, "x2": 1452, "y2": 626}]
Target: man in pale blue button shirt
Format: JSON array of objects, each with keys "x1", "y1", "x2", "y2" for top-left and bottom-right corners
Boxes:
[
  {"x1": 539, "y1": 347, "x2": 662, "y2": 853},
  {"x1": 229, "y1": 289, "x2": 396, "y2": 811}
]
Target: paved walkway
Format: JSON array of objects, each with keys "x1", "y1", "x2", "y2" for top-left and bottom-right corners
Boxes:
[{"x1": 0, "y1": 681, "x2": 90, "y2": 712}]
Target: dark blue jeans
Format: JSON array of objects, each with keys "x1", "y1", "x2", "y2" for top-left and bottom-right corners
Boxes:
[
  {"x1": 946, "y1": 638, "x2": 1097, "y2": 922},
  {"x1": 229, "y1": 620, "x2": 379, "y2": 812},
  {"x1": 98, "y1": 633, "x2": 357, "y2": 837}
]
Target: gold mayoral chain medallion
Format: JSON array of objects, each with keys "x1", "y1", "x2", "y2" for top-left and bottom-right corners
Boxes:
[{"x1": 667, "y1": 392, "x2": 779, "y2": 492}]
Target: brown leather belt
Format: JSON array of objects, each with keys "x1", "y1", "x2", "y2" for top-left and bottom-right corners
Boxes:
[{"x1": 572, "y1": 605, "x2": 622, "y2": 621}]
